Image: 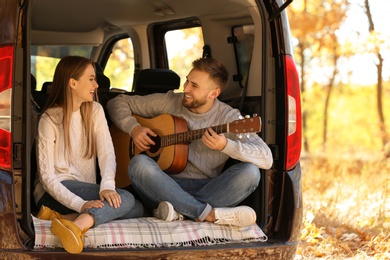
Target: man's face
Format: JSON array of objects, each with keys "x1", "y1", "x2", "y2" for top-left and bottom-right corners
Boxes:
[{"x1": 182, "y1": 69, "x2": 220, "y2": 114}]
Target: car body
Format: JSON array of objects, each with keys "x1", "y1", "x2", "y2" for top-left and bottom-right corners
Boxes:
[{"x1": 0, "y1": 0, "x2": 302, "y2": 258}]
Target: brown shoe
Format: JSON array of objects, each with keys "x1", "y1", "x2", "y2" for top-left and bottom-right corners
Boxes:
[
  {"x1": 37, "y1": 205, "x2": 62, "y2": 220},
  {"x1": 50, "y1": 218, "x2": 87, "y2": 254}
]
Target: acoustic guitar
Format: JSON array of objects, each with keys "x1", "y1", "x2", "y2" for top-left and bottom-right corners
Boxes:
[{"x1": 110, "y1": 113, "x2": 261, "y2": 188}]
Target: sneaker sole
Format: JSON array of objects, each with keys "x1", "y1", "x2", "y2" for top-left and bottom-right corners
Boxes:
[
  {"x1": 154, "y1": 202, "x2": 173, "y2": 221},
  {"x1": 214, "y1": 206, "x2": 257, "y2": 227},
  {"x1": 51, "y1": 219, "x2": 82, "y2": 254},
  {"x1": 239, "y1": 206, "x2": 257, "y2": 226}
]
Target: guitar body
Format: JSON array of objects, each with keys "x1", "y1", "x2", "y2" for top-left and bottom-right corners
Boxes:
[
  {"x1": 131, "y1": 114, "x2": 189, "y2": 174},
  {"x1": 110, "y1": 114, "x2": 189, "y2": 188},
  {"x1": 110, "y1": 125, "x2": 132, "y2": 188}
]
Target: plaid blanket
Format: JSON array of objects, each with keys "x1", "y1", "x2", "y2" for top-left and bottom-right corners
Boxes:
[{"x1": 33, "y1": 216, "x2": 267, "y2": 249}]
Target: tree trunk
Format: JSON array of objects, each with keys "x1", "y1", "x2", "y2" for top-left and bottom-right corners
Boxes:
[
  {"x1": 298, "y1": 42, "x2": 310, "y2": 153},
  {"x1": 375, "y1": 53, "x2": 389, "y2": 146},
  {"x1": 364, "y1": 0, "x2": 389, "y2": 149},
  {"x1": 323, "y1": 47, "x2": 338, "y2": 151}
]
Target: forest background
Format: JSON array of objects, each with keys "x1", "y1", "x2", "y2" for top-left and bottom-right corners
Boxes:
[{"x1": 288, "y1": 0, "x2": 390, "y2": 259}]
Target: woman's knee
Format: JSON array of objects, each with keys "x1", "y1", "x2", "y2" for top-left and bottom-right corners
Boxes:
[
  {"x1": 116, "y1": 188, "x2": 135, "y2": 207},
  {"x1": 115, "y1": 189, "x2": 144, "y2": 218},
  {"x1": 132, "y1": 200, "x2": 144, "y2": 217}
]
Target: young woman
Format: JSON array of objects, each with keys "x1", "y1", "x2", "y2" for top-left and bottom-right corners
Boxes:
[{"x1": 33, "y1": 56, "x2": 143, "y2": 254}]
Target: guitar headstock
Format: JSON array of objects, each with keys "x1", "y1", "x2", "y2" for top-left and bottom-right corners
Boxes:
[{"x1": 228, "y1": 115, "x2": 262, "y2": 136}]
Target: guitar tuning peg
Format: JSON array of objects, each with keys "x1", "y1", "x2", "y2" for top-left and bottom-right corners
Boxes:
[
  {"x1": 238, "y1": 115, "x2": 244, "y2": 120},
  {"x1": 245, "y1": 115, "x2": 250, "y2": 119},
  {"x1": 238, "y1": 134, "x2": 243, "y2": 139},
  {"x1": 246, "y1": 134, "x2": 250, "y2": 138},
  {"x1": 253, "y1": 113, "x2": 257, "y2": 117}
]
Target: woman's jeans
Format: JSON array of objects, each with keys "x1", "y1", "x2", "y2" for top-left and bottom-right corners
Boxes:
[
  {"x1": 37, "y1": 180, "x2": 144, "y2": 226},
  {"x1": 129, "y1": 154, "x2": 260, "y2": 221}
]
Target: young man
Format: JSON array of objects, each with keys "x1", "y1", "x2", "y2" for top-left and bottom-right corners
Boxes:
[{"x1": 107, "y1": 58, "x2": 273, "y2": 227}]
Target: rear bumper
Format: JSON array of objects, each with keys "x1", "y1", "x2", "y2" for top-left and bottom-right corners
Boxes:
[
  {"x1": 2, "y1": 241, "x2": 298, "y2": 259},
  {"x1": 287, "y1": 163, "x2": 303, "y2": 243}
]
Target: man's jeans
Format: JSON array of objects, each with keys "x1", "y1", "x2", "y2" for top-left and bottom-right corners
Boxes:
[
  {"x1": 37, "y1": 180, "x2": 144, "y2": 226},
  {"x1": 129, "y1": 154, "x2": 260, "y2": 221}
]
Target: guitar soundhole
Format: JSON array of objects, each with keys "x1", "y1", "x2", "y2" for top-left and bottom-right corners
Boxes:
[{"x1": 149, "y1": 135, "x2": 161, "y2": 154}]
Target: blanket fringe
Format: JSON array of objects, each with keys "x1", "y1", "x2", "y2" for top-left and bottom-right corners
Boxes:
[{"x1": 95, "y1": 236, "x2": 268, "y2": 249}]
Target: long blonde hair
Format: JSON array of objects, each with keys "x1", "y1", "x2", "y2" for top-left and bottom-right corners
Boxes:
[{"x1": 42, "y1": 56, "x2": 97, "y2": 160}]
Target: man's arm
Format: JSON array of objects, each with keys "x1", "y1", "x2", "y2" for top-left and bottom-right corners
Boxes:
[
  {"x1": 106, "y1": 94, "x2": 140, "y2": 136},
  {"x1": 217, "y1": 108, "x2": 273, "y2": 169},
  {"x1": 106, "y1": 92, "x2": 182, "y2": 149},
  {"x1": 222, "y1": 136, "x2": 273, "y2": 169}
]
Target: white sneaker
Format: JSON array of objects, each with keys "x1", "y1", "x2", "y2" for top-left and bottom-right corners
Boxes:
[
  {"x1": 153, "y1": 201, "x2": 184, "y2": 222},
  {"x1": 214, "y1": 206, "x2": 256, "y2": 227}
]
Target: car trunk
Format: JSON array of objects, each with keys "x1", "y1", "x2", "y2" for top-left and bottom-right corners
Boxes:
[{"x1": 3, "y1": 0, "x2": 302, "y2": 258}]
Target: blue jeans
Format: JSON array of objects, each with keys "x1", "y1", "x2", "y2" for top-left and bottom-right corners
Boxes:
[
  {"x1": 128, "y1": 154, "x2": 260, "y2": 221},
  {"x1": 37, "y1": 180, "x2": 144, "y2": 226}
]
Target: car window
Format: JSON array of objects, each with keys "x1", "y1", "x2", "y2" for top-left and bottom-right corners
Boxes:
[
  {"x1": 105, "y1": 38, "x2": 135, "y2": 92},
  {"x1": 104, "y1": 28, "x2": 203, "y2": 93},
  {"x1": 232, "y1": 25, "x2": 254, "y2": 88},
  {"x1": 165, "y1": 27, "x2": 204, "y2": 92},
  {"x1": 31, "y1": 46, "x2": 93, "y2": 91}
]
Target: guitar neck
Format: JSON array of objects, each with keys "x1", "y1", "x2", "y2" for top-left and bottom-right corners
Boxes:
[
  {"x1": 155, "y1": 115, "x2": 260, "y2": 148},
  {"x1": 160, "y1": 124, "x2": 228, "y2": 147}
]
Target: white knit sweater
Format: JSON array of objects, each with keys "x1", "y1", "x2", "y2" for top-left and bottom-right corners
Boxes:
[
  {"x1": 106, "y1": 91, "x2": 273, "y2": 179},
  {"x1": 33, "y1": 102, "x2": 116, "y2": 213}
]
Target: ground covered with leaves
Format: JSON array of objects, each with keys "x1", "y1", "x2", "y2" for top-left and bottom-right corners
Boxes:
[{"x1": 295, "y1": 156, "x2": 390, "y2": 259}]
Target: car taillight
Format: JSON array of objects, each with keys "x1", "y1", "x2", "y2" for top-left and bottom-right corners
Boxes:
[
  {"x1": 285, "y1": 55, "x2": 301, "y2": 171},
  {"x1": 0, "y1": 45, "x2": 14, "y2": 170}
]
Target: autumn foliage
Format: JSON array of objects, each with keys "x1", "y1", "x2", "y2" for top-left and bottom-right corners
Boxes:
[{"x1": 288, "y1": 0, "x2": 390, "y2": 259}]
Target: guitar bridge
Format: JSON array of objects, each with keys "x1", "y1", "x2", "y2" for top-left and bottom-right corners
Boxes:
[{"x1": 129, "y1": 140, "x2": 135, "y2": 157}]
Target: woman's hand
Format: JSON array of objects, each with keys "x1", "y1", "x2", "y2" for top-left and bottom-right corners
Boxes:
[
  {"x1": 100, "y1": 189, "x2": 122, "y2": 209},
  {"x1": 81, "y1": 200, "x2": 104, "y2": 212}
]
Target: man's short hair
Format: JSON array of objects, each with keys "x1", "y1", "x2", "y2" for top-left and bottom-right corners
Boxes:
[{"x1": 192, "y1": 58, "x2": 229, "y2": 92}]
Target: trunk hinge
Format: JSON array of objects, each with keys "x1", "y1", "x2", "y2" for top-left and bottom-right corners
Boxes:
[
  {"x1": 268, "y1": 0, "x2": 293, "y2": 21},
  {"x1": 13, "y1": 143, "x2": 23, "y2": 168}
]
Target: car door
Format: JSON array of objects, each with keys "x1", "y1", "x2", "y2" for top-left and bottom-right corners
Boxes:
[{"x1": 0, "y1": 0, "x2": 33, "y2": 250}]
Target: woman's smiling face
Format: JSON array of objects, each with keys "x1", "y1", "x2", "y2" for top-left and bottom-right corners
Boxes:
[{"x1": 70, "y1": 64, "x2": 98, "y2": 110}]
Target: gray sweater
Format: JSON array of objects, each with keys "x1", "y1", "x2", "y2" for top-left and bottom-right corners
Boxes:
[{"x1": 107, "y1": 91, "x2": 273, "y2": 179}]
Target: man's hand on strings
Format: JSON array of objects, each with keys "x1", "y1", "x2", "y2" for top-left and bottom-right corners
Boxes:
[
  {"x1": 131, "y1": 125, "x2": 157, "y2": 151},
  {"x1": 202, "y1": 128, "x2": 227, "y2": 151}
]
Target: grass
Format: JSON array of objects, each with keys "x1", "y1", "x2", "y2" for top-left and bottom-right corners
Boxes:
[
  {"x1": 296, "y1": 155, "x2": 390, "y2": 259},
  {"x1": 295, "y1": 81, "x2": 390, "y2": 258}
]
